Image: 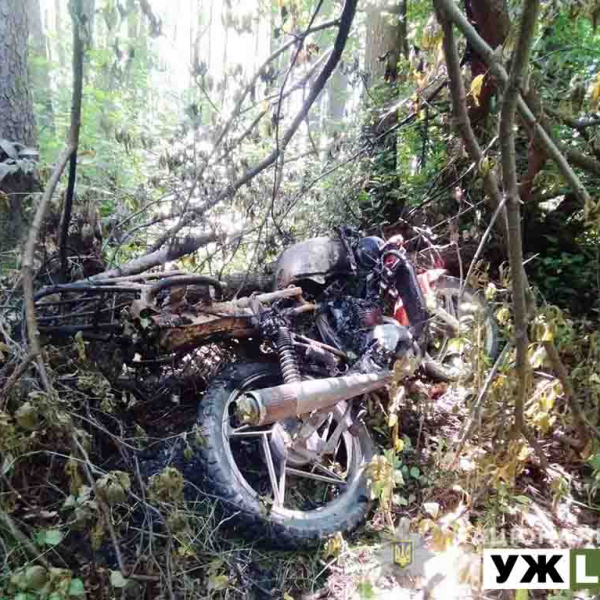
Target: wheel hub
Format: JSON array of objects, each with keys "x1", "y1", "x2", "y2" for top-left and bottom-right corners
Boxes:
[{"x1": 269, "y1": 422, "x2": 323, "y2": 467}]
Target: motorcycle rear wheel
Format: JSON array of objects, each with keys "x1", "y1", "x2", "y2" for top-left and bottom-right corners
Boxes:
[
  {"x1": 193, "y1": 363, "x2": 374, "y2": 548},
  {"x1": 423, "y1": 276, "x2": 499, "y2": 382}
]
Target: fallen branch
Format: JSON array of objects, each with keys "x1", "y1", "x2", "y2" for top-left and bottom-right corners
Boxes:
[
  {"x1": 91, "y1": 0, "x2": 358, "y2": 280},
  {"x1": 91, "y1": 231, "x2": 218, "y2": 280}
]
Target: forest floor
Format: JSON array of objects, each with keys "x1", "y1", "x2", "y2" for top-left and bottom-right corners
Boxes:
[{"x1": 2, "y1": 341, "x2": 598, "y2": 600}]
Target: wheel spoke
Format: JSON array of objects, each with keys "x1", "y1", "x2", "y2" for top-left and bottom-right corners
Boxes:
[
  {"x1": 261, "y1": 434, "x2": 282, "y2": 506},
  {"x1": 286, "y1": 467, "x2": 348, "y2": 486},
  {"x1": 320, "y1": 413, "x2": 333, "y2": 442},
  {"x1": 278, "y1": 457, "x2": 287, "y2": 506},
  {"x1": 313, "y1": 462, "x2": 346, "y2": 483},
  {"x1": 323, "y1": 405, "x2": 352, "y2": 455},
  {"x1": 229, "y1": 429, "x2": 271, "y2": 437}
]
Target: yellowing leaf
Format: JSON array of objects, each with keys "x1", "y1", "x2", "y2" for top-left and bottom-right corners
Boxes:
[
  {"x1": 470, "y1": 74, "x2": 485, "y2": 107},
  {"x1": 388, "y1": 413, "x2": 398, "y2": 428},
  {"x1": 208, "y1": 574, "x2": 230, "y2": 591},
  {"x1": 395, "y1": 437, "x2": 405, "y2": 453},
  {"x1": 590, "y1": 72, "x2": 600, "y2": 109},
  {"x1": 515, "y1": 590, "x2": 529, "y2": 600}
]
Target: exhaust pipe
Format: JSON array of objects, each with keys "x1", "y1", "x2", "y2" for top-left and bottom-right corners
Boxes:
[{"x1": 235, "y1": 370, "x2": 391, "y2": 426}]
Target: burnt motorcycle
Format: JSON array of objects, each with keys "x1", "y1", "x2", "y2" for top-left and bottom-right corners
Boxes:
[{"x1": 34, "y1": 229, "x2": 497, "y2": 547}]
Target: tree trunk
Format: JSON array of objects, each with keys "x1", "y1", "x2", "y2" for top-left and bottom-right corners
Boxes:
[
  {"x1": 0, "y1": 0, "x2": 37, "y2": 266},
  {"x1": 0, "y1": 0, "x2": 36, "y2": 146},
  {"x1": 53, "y1": 0, "x2": 67, "y2": 68},
  {"x1": 26, "y1": 0, "x2": 55, "y2": 134},
  {"x1": 327, "y1": 65, "x2": 348, "y2": 126},
  {"x1": 363, "y1": 1, "x2": 403, "y2": 222},
  {"x1": 464, "y1": 0, "x2": 510, "y2": 129},
  {"x1": 364, "y1": 1, "x2": 402, "y2": 85}
]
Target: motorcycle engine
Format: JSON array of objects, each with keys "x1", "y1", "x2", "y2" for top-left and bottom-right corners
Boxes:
[{"x1": 319, "y1": 296, "x2": 383, "y2": 357}]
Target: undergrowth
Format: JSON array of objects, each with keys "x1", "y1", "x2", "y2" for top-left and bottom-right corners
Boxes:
[{"x1": 1, "y1": 275, "x2": 600, "y2": 600}]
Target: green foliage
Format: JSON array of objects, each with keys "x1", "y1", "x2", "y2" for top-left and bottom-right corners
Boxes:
[{"x1": 529, "y1": 244, "x2": 599, "y2": 314}]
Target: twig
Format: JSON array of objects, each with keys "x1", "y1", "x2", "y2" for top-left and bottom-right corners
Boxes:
[
  {"x1": 0, "y1": 511, "x2": 49, "y2": 568},
  {"x1": 451, "y1": 343, "x2": 511, "y2": 468},
  {"x1": 72, "y1": 435, "x2": 160, "y2": 583},
  {"x1": 0, "y1": 351, "x2": 36, "y2": 409},
  {"x1": 460, "y1": 192, "x2": 507, "y2": 296}
]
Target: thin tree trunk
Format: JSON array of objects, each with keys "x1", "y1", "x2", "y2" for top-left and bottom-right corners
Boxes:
[
  {"x1": 0, "y1": 0, "x2": 38, "y2": 263},
  {"x1": 54, "y1": 0, "x2": 67, "y2": 68},
  {"x1": 26, "y1": 0, "x2": 55, "y2": 134}
]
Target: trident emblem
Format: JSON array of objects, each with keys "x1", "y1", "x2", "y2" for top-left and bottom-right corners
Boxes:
[{"x1": 394, "y1": 540, "x2": 414, "y2": 568}]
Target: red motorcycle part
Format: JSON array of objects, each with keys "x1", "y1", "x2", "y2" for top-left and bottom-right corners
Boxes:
[{"x1": 394, "y1": 268, "x2": 447, "y2": 325}]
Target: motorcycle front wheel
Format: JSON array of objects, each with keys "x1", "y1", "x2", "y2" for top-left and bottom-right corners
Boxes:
[
  {"x1": 423, "y1": 276, "x2": 499, "y2": 382},
  {"x1": 193, "y1": 363, "x2": 374, "y2": 548}
]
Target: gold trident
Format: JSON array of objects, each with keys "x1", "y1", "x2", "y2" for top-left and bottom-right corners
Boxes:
[{"x1": 394, "y1": 541, "x2": 413, "y2": 568}]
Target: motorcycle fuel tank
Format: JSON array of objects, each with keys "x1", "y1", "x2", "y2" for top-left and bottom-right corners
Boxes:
[{"x1": 274, "y1": 237, "x2": 353, "y2": 289}]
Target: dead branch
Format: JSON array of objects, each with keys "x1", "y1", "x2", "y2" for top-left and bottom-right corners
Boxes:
[
  {"x1": 90, "y1": 0, "x2": 358, "y2": 280},
  {"x1": 91, "y1": 230, "x2": 218, "y2": 280}
]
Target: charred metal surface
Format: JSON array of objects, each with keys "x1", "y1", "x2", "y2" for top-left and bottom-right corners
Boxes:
[
  {"x1": 157, "y1": 314, "x2": 255, "y2": 353},
  {"x1": 322, "y1": 296, "x2": 383, "y2": 357},
  {"x1": 274, "y1": 237, "x2": 352, "y2": 289}
]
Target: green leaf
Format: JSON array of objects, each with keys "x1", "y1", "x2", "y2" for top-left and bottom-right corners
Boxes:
[
  {"x1": 515, "y1": 590, "x2": 528, "y2": 600},
  {"x1": 110, "y1": 570, "x2": 128, "y2": 588},
  {"x1": 69, "y1": 579, "x2": 85, "y2": 596},
  {"x1": 357, "y1": 580, "x2": 375, "y2": 599},
  {"x1": 207, "y1": 574, "x2": 230, "y2": 591},
  {"x1": 410, "y1": 467, "x2": 421, "y2": 479},
  {"x1": 36, "y1": 529, "x2": 63, "y2": 546}
]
